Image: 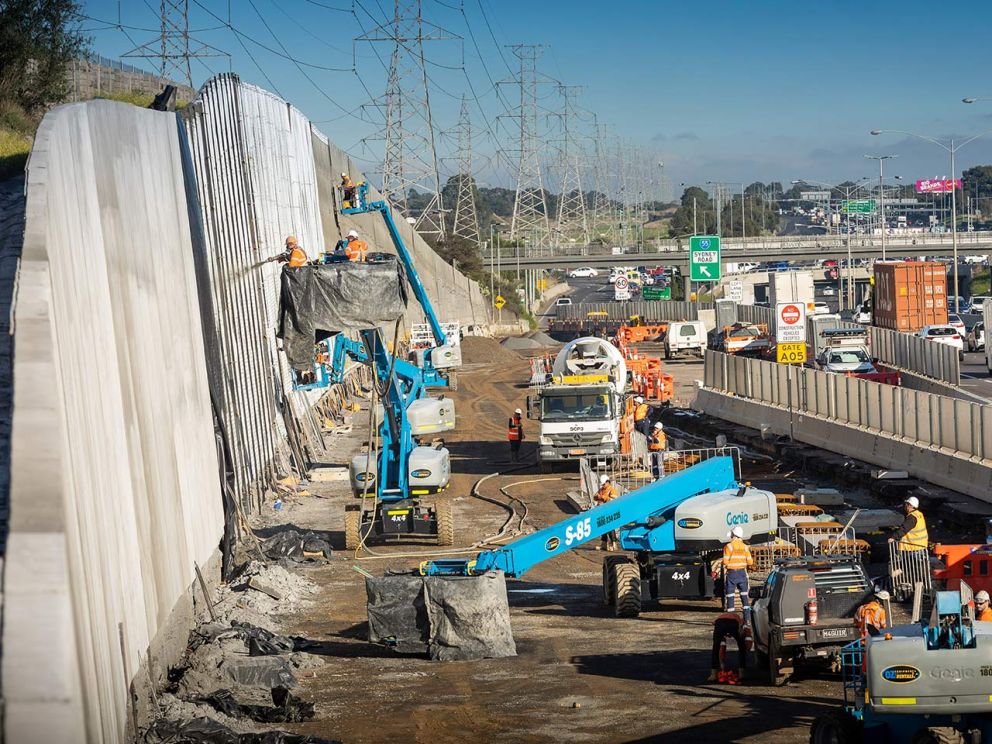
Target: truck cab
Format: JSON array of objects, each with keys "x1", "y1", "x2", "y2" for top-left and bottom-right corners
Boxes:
[
  {"x1": 530, "y1": 382, "x2": 625, "y2": 463},
  {"x1": 751, "y1": 557, "x2": 871, "y2": 685}
]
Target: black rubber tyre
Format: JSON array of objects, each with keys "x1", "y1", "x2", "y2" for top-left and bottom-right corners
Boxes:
[
  {"x1": 613, "y1": 558, "x2": 641, "y2": 618},
  {"x1": 344, "y1": 509, "x2": 361, "y2": 551},
  {"x1": 602, "y1": 555, "x2": 624, "y2": 606},
  {"x1": 809, "y1": 711, "x2": 862, "y2": 744},
  {"x1": 767, "y1": 639, "x2": 786, "y2": 686},
  {"x1": 910, "y1": 727, "x2": 965, "y2": 744},
  {"x1": 435, "y1": 499, "x2": 454, "y2": 546}
]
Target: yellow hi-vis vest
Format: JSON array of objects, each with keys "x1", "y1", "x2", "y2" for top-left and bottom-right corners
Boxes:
[{"x1": 898, "y1": 510, "x2": 929, "y2": 552}]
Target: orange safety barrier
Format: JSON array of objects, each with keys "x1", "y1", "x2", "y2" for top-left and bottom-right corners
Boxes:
[
  {"x1": 616, "y1": 322, "x2": 669, "y2": 346},
  {"x1": 933, "y1": 543, "x2": 992, "y2": 595}
]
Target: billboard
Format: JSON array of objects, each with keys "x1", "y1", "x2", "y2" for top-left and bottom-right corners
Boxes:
[
  {"x1": 915, "y1": 179, "x2": 961, "y2": 194},
  {"x1": 800, "y1": 191, "x2": 831, "y2": 201}
]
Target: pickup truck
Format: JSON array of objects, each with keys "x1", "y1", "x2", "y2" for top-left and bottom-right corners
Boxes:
[
  {"x1": 750, "y1": 557, "x2": 871, "y2": 685},
  {"x1": 708, "y1": 322, "x2": 772, "y2": 358}
]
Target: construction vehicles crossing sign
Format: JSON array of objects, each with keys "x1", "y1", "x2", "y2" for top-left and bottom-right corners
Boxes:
[
  {"x1": 775, "y1": 301, "x2": 807, "y2": 364},
  {"x1": 689, "y1": 236, "x2": 721, "y2": 281},
  {"x1": 494, "y1": 295, "x2": 506, "y2": 310}
]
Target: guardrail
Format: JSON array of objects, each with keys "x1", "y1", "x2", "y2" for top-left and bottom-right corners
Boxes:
[
  {"x1": 868, "y1": 326, "x2": 960, "y2": 385},
  {"x1": 704, "y1": 350, "x2": 990, "y2": 460},
  {"x1": 554, "y1": 301, "x2": 708, "y2": 321}
]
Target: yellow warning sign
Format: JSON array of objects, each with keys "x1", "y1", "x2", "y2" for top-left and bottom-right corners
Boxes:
[
  {"x1": 776, "y1": 342, "x2": 807, "y2": 364},
  {"x1": 494, "y1": 295, "x2": 506, "y2": 309}
]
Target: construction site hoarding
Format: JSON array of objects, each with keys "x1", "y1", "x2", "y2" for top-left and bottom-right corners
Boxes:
[{"x1": 872, "y1": 261, "x2": 948, "y2": 333}]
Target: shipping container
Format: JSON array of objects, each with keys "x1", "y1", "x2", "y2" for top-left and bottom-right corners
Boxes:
[
  {"x1": 768, "y1": 270, "x2": 815, "y2": 311},
  {"x1": 872, "y1": 261, "x2": 947, "y2": 332}
]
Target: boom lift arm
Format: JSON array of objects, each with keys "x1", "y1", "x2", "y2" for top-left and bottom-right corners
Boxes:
[{"x1": 422, "y1": 456, "x2": 739, "y2": 577}]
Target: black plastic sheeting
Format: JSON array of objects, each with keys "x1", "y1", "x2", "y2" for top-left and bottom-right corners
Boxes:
[
  {"x1": 144, "y1": 717, "x2": 341, "y2": 744},
  {"x1": 366, "y1": 572, "x2": 516, "y2": 661},
  {"x1": 192, "y1": 687, "x2": 314, "y2": 724},
  {"x1": 260, "y1": 530, "x2": 332, "y2": 563},
  {"x1": 278, "y1": 257, "x2": 408, "y2": 370}
]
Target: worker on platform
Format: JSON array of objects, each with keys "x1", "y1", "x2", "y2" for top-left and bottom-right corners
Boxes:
[
  {"x1": 341, "y1": 172, "x2": 356, "y2": 207},
  {"x1": 633, "y1": 395, "x2": 651, "y2": 437},
  {"x1": 271, "y1": 235, "x2": 308, "y2": 268},
  {"x1": 887, "y1": 496, "x2": 929, "y2": 587},
  {"x1": 507, "y1": 408, "x2": 525, "y2": 463},
  {"x1": 855, "y1": 590, "x2": 889, "y2": 639},
  {"x1": 648, "y1": 421, "x2": 668, "y2": 479},
  {"x1": 595, "y1": 474, "x2": 620, "y2": 551},
  {"x1": 723, "y1": 525, "x2": 754, "y2": 620},
  {"x1": 707, "y1": 611, "x2": 750, "y2": 683},
  {"x1": 343, "y1": 229, "x2": 369, "y2": 262},
  {"x1": 976, "y1": 590, "x2": 992, "y2": 621}
]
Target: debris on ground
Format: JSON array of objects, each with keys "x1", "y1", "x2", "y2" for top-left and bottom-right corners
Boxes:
[
  {"x1": 143, "y1": 716, "x2": 341, "y2": 744},
  {"x1": 259, "y1": 530, "x2": 332, "y2": 563},
  {"x1": 191, "y1": 687, "x2": 315, "y2": 723},
  {"x1": 500, "y1": 335, "x2": 544, "y2": 351},
  {"x1": 459, "y1": 335, "x2": 524, "y2": 365},
  {"x1": 524, "y1": 330, "x2": 561, "y2": 347},
  {"x1": 222, "y1": 561, "x2": 319, "y2": 618}
]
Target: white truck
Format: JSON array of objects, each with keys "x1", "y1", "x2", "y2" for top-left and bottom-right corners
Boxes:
[
  {"x1": 528, "y1": 337, "x2": 628, "y2": 465},
  {"x1": 768, "y1": 270, "x2": 815, "y2": 313},
  {"x1": 815, "y1": 328, "x2": 876, "y2": 374}
]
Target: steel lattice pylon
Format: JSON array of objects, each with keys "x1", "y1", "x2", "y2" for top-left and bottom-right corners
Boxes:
[
  {"x1": 590, "y1": 118, "x2": 616, "y2": 245},
  {"x1": 553, "y1": 84, "x2": 589, "y2": 249},
  {"x1": 501, "y1": 45, "x2": 551, "y2": 254},
  {"x1": 450, "y1": 95, "x2": 480, "y2": 244},
  {"x1": 359, "y1": 0, "x2": 453, "y2": 241},
  {"x1": 123, "y1": 0, "x2": 225, "y2": 87}
]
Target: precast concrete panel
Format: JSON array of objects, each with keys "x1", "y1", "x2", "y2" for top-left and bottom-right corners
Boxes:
[{"x1": 7, "y1": 100, "x2": 223, "y2": 742}]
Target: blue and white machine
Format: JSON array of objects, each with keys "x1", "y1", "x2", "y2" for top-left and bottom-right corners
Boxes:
[
  {"x1": 422, "y1": 454, "x2": 777, "y2": 618},
  {"x1": 321, "y1": 183, "x2": 462, "y2": 548}
]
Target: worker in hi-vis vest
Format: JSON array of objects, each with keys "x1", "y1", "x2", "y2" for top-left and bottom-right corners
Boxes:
[{"x1": 722, "y1": 526, "x2": 754, "y2": 619}]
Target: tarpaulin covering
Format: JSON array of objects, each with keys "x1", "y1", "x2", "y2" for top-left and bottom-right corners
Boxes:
[
  {"x1": 365, "y1": 572, "x2": 516, "y2": 661},
  {"x1": 278, "y1": 257, "x2": 408, "y2": 369},
  {"x1": 144, "y1": 717, "x2": 340, "y2": 743}
]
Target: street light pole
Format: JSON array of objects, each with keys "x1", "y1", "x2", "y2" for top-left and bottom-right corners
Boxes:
[{"x1": 864, "y1": 154, "x2": 896, "y2": 261}]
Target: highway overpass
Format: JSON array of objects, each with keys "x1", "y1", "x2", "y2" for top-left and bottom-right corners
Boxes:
[{"x1": 494, "y1": 233, "x2": 992, "y2": 270}]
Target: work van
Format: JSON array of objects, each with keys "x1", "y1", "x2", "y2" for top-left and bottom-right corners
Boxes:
[{"x1": 665, "y1": 320, "x2": 707, "y2": 359}]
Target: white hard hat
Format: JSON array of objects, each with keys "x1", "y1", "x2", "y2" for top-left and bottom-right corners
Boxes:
[
  {"x1": 977, "y1": 590, "x2": 990, "y2": 603},
  {"x1": 904, "y1": 496, "x2": 920, "y2": 509},
  {"x1": 635, "y1": 396, "x2": 644, "y2": 403},
  {"x1": 730, "y1": 526, "x2": 744, "y2": 538},
  {"x1": 653, "y1": 422, "x2": 664, "y2": 430},
  {"x1": 514, "y1": 408, "x2": 522, "y2": 414},
  {"x1": 599, "y1": 474, "x2": 610, "y2": 484},
  {"x1": 347, "y1": 229, "x2": 359, "y2": 239},
  {"x1": 341, "y1": 172, "x2": 348, "y2": 177},
  {"x1": 875, "y1": 590, "x2": 890, "y2": 601}
]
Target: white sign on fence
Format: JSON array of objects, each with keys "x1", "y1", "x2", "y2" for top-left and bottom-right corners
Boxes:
[
  {"x1": 775, "y1": 301, "x2": 807, "y2": 343},
  {"x1": 727, "y1": 280, "x2": 744, "y2": 303}
]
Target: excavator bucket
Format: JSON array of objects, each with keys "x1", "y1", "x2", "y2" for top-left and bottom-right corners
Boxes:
[{"x1": 365, "y1": 572, "x2": 515, "y2": 661}]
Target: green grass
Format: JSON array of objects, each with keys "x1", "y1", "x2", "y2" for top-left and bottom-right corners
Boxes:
[
  {"x1": 971, "y1": 267, "x2": 990, "y2": 297},
  {"x1": 0, "y1": 101, "x2": 35, "y2": 181}
]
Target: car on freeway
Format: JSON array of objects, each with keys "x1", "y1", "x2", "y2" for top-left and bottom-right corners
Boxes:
[
  {"x1": 554, "y1": 297, "x2": 573, "y2": 307},
  {"x1": 947, "y1": 313, "x2": 966, "y2": 333},
  {"x1": 969, "y1": 296, "x2": 991, "y2": 314},
  {"x1": 950, "y1": 296, "x2": 967, "y2": 313},
  {"x1": 968, "y1": 322, "x2": 985, "y2": 352},
  {"x1": 916, "y1": 324, "x2": 965, "y2": 360},
  {"x1": 822, "y1": 287, "x2": 836, "y2": 296},
  {"x1": 568, "y1": 267, "x2": 599, "y2": 278},
  {"x1": 812, "y1": 301, "x2": 831, "y2": 315}
]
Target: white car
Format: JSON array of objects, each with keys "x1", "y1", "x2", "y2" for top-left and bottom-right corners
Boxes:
[
  {"x1": 947, "y1": 313, "x2": 966, "y2": 333},
  {"x1": 568, "y1": 267, "x2": 598, "y2": 278},
  {"x1": 812, "y1": 302, "x2": 831, "y2": 315},
  {"x1": 554, "y1": 297, "x2": 573, "y2": 307},
  {"x1": 969, "y1": 296, "x2": 991, "y2": 314},
  {"x1": 822, "y1": 287, "x2": 837, "y2": 296},
  {"x1": 968, "y1": 322, "x2": 985, "y2": 352},
  {"x1": 916, "y1": 324, "x2": 965, "y2": 360}
]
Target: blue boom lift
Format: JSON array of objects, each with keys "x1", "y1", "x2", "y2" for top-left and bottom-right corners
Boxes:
[
  {"x1": 310, "y1": 182, "x2": 462, "y2": 548},
  {"x1": 810, "y1": 583, "x2": 992, "y2": 744},
  {"x1": 422, "y1": 454, "x2": 777, "y2": 618}
]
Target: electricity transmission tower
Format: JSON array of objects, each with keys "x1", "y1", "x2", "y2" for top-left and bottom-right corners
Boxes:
[
  {"x1": 123, "y1": 0, "x2": 226, "y2": 87},
  {"x1": 552, "y1": 84, "x2": 589, "y2": 249},
  {"x1": 590, "y1": 118, "x2": 615, "y2": 244},
  {"x1": 500, "y1": 44, "x2": 551, "y2": 254},
  {"x1": 450, "y1": 96, "x2": 481, "y2": 244},
  {"x1": 358, "y1": 1, "x2": 454, "y2": 241}
]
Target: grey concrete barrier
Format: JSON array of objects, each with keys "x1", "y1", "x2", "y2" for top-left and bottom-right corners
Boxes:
[{"x1": 694, "y1": 388, "x2": 992, "y2": 504}]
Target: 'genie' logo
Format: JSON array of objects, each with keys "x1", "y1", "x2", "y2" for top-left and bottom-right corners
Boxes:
[{"x1": 726, "y1": 512, "x2": 750, "y2": 526}]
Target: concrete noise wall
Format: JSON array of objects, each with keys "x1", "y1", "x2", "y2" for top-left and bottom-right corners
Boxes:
[{"x1": 6, "y1": 101, "x2": 224, "y2": 741}]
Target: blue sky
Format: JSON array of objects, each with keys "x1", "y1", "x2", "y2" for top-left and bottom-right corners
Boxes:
[{"x1": 80, "y1": 0, "x2": 992, "y2": 197}]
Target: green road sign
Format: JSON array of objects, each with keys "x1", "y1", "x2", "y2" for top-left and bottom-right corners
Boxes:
[
  {"x1": 689, "y1": 235, "x2": 721, "y2": 281},
  {"x1": 642, "y1": 285, "x2": 671, "y2": 301},
  {"x1": 841, "y1": 199, "x2": 876, "y2": 214}
]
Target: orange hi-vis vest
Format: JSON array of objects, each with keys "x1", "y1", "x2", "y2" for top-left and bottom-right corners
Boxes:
[
  {"x1": 595, "y1": 482, "x2": 618, "y2": 504},
  {"x1": 344, "y1": 238, "x2": 368, "y2": 262},
  {"x1": 634, "y1": 403, "x2": 649, "y2": 421},
  {"x1": 855, "y1": 600, "x2": 886, "y2": 635},
  {"x1": 649, "y1": 430, "x2": 667, "y2": 452},
  {"x1": 288, "y1": 245, "x2": 308, "y2": 267},
  {"x1": 977, "y1": 606, "x2": 992, "y2": 621},
  {"x1": 723, "y1": 537, "x2": 752, "y2": 571},
  {"x1": 507, "y1": 415, "x2": 523, "y2": 441}
]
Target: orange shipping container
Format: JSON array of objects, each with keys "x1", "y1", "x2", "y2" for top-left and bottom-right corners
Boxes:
[{"x1": 872, "y1": 261, "x2": 947, "y2": 332}]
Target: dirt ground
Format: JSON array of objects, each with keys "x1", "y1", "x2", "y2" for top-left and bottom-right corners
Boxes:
[{"x1": 230, "y1": 341, "x2": 849, "y2": 744}]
